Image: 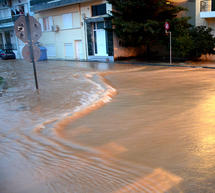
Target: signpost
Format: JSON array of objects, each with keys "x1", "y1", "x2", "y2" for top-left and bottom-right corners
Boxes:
[
  {"x1": 165, "y1": 22, "x2": 172, "y2": 64},
  {"x1": 14, "y1": 14, "x2": 42, "y2": 90}
]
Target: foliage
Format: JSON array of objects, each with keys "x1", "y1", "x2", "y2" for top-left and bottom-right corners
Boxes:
[
  {"x1": 170, "y1": 18, "x2": 215, "y2": 59},
  {"x1": 108, "y1": 0, "x2": 215, "y2": 60},
  {"x1": 189, "y1": 26, "x2": 215, "y2": 58},
  {"x1": 169, "y1": 17, "x2": 194, "y2": 58},
  {"x1": 108, "y1": 0, "x2": 185, "y2": 47}
]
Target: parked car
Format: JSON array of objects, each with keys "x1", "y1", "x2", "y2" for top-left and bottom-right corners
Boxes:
[{"x1": 0, "y1": 49, "x2": 16, "y2": 60}]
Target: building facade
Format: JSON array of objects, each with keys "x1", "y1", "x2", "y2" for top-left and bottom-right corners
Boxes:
[
  {"x1": 198, "y1": 0, "x2": 215, "y2": 34},
  {"x1": 30, "y1": 0, "x2": 115, "y2": 61},
  {"x1": 0, "y1": 0, "x2": 31, "y2": 58},
  {"x1": 174, "y1": 0, "x2": 215, "y2": 60},
  {"x1": 174, "y1": 0, "x2": 215, "y2": 32}
]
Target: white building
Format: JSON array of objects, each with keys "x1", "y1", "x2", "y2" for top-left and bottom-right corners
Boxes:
[
  {"x1": 30, "y1": 0, "x2": 113, "y2": 61},
  {"x1": 31, "y1": 0, "x2": 140, "y2": 62}
]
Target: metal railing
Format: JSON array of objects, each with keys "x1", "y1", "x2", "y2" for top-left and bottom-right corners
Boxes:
[
  {"x1": 200, "y1": 0, "x2": 212, "y2": 12},
  {"x1": 0, "y1": 14, "x2": 24, "y2": 26}
]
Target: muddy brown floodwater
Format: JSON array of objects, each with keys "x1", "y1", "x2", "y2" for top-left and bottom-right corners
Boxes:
[{"x1": 0, "y1": 60, "x2": 215, "y2": 193}]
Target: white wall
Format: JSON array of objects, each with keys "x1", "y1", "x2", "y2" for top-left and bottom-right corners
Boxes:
[{"x1": 36, "y1": 0, "x2": 107, "y2": 60}]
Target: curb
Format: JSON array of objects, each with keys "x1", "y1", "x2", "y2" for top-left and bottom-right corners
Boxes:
[{"x1": 115, "y1": 61, "x2": 215, "y2": 69}]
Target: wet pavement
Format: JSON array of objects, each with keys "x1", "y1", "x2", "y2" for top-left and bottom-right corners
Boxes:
[{"x1": 1, "y1": 59, "x2": 215, "y2": 193}]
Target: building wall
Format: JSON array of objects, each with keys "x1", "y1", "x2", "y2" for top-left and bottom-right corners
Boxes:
[
  {"x1": 113, "y1": 34, "x2": 145, "y2": 59},
  {"x1": 170, "y1": 0, "x2": 196, "y2": 26},
  {"x1": 195, "y1": 0, "x2": 207, "y2": 26},
  {"x1": 35, "y1": 0, "x2": 140, "y2": 61},
  {"x1": 35, "y1": 0, "x2": 109, "y2": 60}
]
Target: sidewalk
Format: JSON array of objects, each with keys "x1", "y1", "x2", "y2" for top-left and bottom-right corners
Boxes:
[{"x1": 114, "y1": 59, "x2": 215, "y2": 69}]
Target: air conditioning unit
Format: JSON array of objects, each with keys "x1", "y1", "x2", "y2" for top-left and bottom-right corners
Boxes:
[{"x1": 51, "y1": 25, "x2": 60, "y2": 32}]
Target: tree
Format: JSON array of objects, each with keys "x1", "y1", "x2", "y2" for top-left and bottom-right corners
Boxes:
[
  {"x1": 189, "y1": 26, "x2": 215, "y2": 59},
  {"x1": 170, "y1": 19, "x2": 215, "y2": 59},
  {"x1": 108, "y1": 0, "x2": 184, "y2": 47},
  {"x1": 108, "y1": 0, "x2": 215, "y2": 60}
]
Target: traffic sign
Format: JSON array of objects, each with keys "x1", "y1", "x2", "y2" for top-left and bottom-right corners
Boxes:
[
  {"x1": 14, "y1": 15, "x2": 42, "y2": 90},
  {"x1": 22, "y1": 44, "x2": 41, "y2": 63},
  {"x1": 165, "y1": 22, "x2": 170, "y2": 31},
  {"x1": 14, "y1": 15, "x2": 42, "y2": 43}
]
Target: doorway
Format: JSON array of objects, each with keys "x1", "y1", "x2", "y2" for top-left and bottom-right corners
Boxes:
[
  {"x1": 95, "y1": 29, "x2": 107, "y2": 56},
  {"x1": 93, "y1": 22, "x2": 107, "y2": 56}
]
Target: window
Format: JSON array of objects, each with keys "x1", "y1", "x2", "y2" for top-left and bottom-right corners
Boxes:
[
  {"x1": 62, "y1": 13, "x2": 73, "y2": 29},
  {"x1": 39, "y1": 16, "x2": 53, "y2": 32},
  {"x1": 92, "y1": 4, "x2": 107, "y2": 16}
]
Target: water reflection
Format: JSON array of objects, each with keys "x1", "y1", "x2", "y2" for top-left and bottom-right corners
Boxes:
[{"x1": 113, "y1": 168, "x2": 182, "y2": 193}]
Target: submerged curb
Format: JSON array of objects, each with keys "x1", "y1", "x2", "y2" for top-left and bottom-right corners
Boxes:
[{"x1": 115, "y1": 61, "x2": 215, "y2": 70}]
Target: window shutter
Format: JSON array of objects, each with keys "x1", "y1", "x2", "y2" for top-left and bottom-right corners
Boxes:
[{"x1": 62, "y1": 13, "x2": 73, "y2": 29}]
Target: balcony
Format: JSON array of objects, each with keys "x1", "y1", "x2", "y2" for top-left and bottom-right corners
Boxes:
[
  {"x1": 0, "y1": 43, "x2": 17, "y2": 50},
  {"x1": 30, "y1": 0, "x2": 89, "y2": 12},
  {"x1": 200, "y1": 0, "x2": 215, "y2": 18}
]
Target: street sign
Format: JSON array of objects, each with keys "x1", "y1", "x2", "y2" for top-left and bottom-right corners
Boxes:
[
  {"x1": 14, "y1": 14, "x2": 42, "y2": 90},
  {"x1": 14, "y1": 16, "x2": 28, "y2": 42},
  {"x1": 164, "y1": 22, "x2": 172, "y2": 64},
  {"x1": 165, "y1": 22, "x2": 170, "y2": 31},
  {"x1": 14, "y1": 15, "x2": 42, "y2": 43},
  {"x1": 22, "y1": 44, "x2": 40, "y2": 63}
]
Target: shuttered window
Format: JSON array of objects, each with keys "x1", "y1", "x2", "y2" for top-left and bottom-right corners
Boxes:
[
  {"x1": 40, "y1": 16, "x2": 53, "y2": 31},
  {"x1": 62, "y1": 13, "x2": 73, "y2": 29}
]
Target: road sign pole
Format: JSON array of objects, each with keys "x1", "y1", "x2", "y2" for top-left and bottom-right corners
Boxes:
[
  {"x1": 25, "y1": 14, "x2": 39, "y2": 90},
  {"x1": 164, "y1": 22, "x2": 172, "y2": 64},
  {"x1": 170, "y1": 32, "x2": 172, "y2": 64}
]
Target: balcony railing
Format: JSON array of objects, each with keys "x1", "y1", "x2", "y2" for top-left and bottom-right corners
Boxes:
[
  {"x1": 0, "y1": 43, "x2": 17, "y2": 50},
  {"x1": 0, "y1": 14, "x2": 24, "y2": 25},
  {"x1": 30, "y1": 0, "x2": 88, "y2": 12},
  {"x1": 0, "y1": 18, "x2": 13, "y2": 25}
]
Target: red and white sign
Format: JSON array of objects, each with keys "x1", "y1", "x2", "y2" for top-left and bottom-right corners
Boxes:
[{"x1": 164, "y1": 22, "x2": 170, "y2": 31}]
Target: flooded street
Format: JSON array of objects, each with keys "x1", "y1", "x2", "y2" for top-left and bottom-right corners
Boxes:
[{"x1": 0, "y1": 60, "x2": 215, "y2": 193}]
